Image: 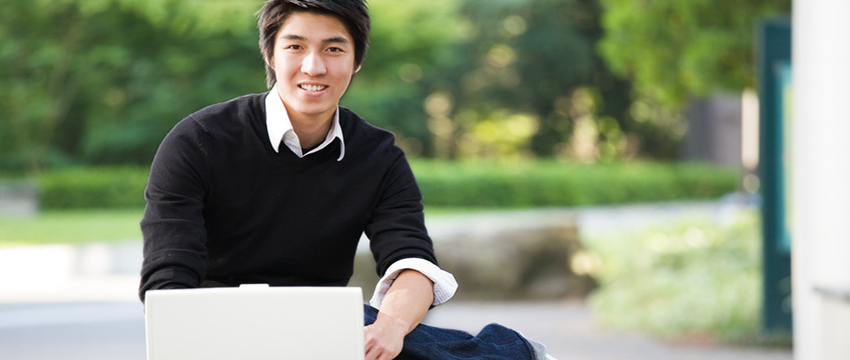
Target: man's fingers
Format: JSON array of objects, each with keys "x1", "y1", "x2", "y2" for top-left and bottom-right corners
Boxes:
[
  {"x1": 364, "y1": 326, "x2": 379, "y2": 360},
  {"x1": 364, "y1": 323, "x2": 402, "y2": 360},
  {"x1": 364, "y1": 342, "x2": 385, "y2": 360}
]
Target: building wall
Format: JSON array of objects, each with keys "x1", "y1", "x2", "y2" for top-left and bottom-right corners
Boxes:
[
  {"x1": 683, "y1": 94, "x2": 743, "y2": 168},
  {"x1": 792, "y1": 1, "x2": 850, "y2": 359}
]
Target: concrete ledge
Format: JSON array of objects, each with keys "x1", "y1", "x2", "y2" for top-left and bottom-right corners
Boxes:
[
  {"x1": 350, "y1": 210, "x2": 597, "y2": 300},
  {"x1": 0, "y1": 242, "x2": 142, "y2": 303},
  {"x1": 436, "y1": 224, "x2": 596, "y2": 300}
]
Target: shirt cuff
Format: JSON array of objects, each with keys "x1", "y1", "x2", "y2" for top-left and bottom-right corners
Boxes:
[{"x1": 368, "y1": 258, "x2": 458, "y2": 309}]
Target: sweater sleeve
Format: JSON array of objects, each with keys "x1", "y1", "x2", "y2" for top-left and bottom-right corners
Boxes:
[
  {"x1": 364, "y1": 148, "x2": 439, "y2": 278},
  {"x1": 139, "y1": 117, "x2": 211, "y2": 302}
]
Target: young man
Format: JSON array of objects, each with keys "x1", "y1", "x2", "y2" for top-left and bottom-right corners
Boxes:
[{"x1": 140, "y1": 1, "x2": 553, "y2": 359}]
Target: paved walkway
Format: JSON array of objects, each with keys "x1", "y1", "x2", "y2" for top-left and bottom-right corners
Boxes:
[
  {"x1": 0, "y1": 299, "x2": 792, "y2": 360},
  {"x1": 426, "y1": 301, "x2": 791, "y2": 360},
  {"x1": 0, "y1": 198, "x2": 792, "y2": 360}
]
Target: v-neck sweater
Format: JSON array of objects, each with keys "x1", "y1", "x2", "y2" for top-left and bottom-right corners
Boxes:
[{"x1": 139, "y1": 93, "x2": 436, "y2": 299}]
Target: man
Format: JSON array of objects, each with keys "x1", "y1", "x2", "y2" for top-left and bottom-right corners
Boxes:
[{"x1": 140, "y1": 1, "x2": 553, "y2": 359}]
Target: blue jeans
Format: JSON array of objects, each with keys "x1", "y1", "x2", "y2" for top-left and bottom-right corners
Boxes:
[{"x1": 363, "y1": 304, "x2": 536, "y2": 360}]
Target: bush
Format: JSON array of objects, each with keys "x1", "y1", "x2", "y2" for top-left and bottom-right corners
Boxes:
[
  {"x1": 32, "y1": 160, "x2": 739, "y2": 210},
  {"x1": 37, "y1": 167, "x2": 149, "y2": 209},
  {"x1": 584, "y1": 210, "x2": 774, "y2": 345},
  {"x1": 412, "y1": 160, "x2": 740, "y2": 208}
]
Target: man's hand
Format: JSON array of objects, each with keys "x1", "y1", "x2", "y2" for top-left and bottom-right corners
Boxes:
[
  {"x1": 364, "y1": 313, "x2": 408, "y2": 360},
  {"x1": 364, "y1": 269, "x2": 434, "y2": 360}
]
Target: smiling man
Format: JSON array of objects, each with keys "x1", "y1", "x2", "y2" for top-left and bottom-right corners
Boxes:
[
  {"x1": 139, "y1": 1, "x2": 553, "y2": 359},
  {"x1": 267, "y1": 12, "x2": 356, "y2": 152}
]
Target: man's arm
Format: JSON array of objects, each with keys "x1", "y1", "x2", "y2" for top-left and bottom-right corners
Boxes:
[
  {"x1": 139, "y1": 118, "x2": 210, "y2": 301},
  {"x1": 363, "y1": 269, "x2": 434, "y2": 360}
]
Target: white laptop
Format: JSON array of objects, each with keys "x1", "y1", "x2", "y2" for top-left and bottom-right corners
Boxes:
[{"x1": 144, "y1": 285, "x2": 364, "y2": 360}]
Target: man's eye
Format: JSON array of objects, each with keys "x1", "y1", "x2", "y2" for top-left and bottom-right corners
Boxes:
[
  {"x1": 328, "y1": 47, "x2": 343, "y2": 53},
  {"x1": 286, "y1": 45, "x2": 302, "y2": 50}
]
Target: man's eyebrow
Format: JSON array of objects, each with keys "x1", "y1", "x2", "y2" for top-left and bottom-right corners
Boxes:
[
  {"x1": 280, "y1": 34, "x2": 350, "y2": 45},
  {"x1": 280, "y1": 34, "x2": 307, "y2": 41},
  {"x1": 323, "y1": 36, "x2": 350, "y2": 45}
]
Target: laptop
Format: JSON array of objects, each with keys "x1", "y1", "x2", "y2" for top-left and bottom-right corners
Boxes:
[{"x1": 144, "y1": 285, "x2": 364, "y2": 360}]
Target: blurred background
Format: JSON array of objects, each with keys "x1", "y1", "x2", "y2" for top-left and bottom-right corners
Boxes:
[{"x1": 0, "y1": 0, "x2": 804, "y2": 359}]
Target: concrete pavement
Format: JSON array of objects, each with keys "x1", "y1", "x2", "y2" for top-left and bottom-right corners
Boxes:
[
  {"x1": 0, "y1": 300, "x2": 793, "y2": 360},
  {"x1": 425, "y1": 301, "x2": 792, "y2": 360}
]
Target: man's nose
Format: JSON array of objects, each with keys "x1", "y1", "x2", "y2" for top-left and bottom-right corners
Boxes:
[{"x1": 301, "y1": 52, "x2": 327, "y2": 76}]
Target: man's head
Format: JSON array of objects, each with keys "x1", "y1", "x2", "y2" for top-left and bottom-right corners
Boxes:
[{"x1": 258, "y1": 0, "x2": 370, "y2": 89}]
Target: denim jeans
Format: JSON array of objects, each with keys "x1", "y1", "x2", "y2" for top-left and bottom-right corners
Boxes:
[{"x1": 363, "y1": 304, "x2": 537, "y2": 360}]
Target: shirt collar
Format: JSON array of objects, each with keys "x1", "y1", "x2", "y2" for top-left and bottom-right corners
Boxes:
[{"x1": 265, "y1": 84, "x2": 346, "y2": 161}]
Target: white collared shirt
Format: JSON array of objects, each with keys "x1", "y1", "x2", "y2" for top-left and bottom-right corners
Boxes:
[
  {"x1": 265, "y1": 84, "x2": 346, "y2": 161},
  {"x1": 264, "y1": 86, "x2": 457, "y2": 307}
]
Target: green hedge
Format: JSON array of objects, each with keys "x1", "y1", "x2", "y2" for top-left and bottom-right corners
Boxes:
[
  {"x1": 412, "y1": 160, "x2": 740, "y2": 208},
  {"x1": 37, "y1": 167, "x2": 149, "y2": 209},
  {"x1": 34, "y1": 161, "x2": 740, "y2": 210}
]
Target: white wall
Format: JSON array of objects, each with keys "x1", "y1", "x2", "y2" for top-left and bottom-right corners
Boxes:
[{"x1": 792, "y1": 1, "x2": 850, "y2": 359}]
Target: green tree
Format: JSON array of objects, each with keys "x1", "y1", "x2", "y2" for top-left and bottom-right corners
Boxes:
[
  {"x1": 599, "y1": 0, "x2": 791, "y2": 106},
  {"x1": 343, "y1": 0, "x2": 468, "y2": 157},
  {"x1": 2, "y1": 0, "x2": 473, "y2": 170},
  {"x1": 597, "y1": 0, "x2": 792, "y2": 155},
  {"x1": 2, "y1": 0, "x2": 655, "y2": 169},
  {"x1": 412, "y1": 0, "x2": 634, "y2": 160},
  {"x1": 76, "y1": 1, "x2": 265, "y2": 166},
  {"x1": 0, "y1": 0, "x2": 263, "y2": 172},
  {"x1": 350, "y1": 0, "x2": 633, "y2": 161}
]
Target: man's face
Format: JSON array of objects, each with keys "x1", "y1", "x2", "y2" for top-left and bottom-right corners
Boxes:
[{"x1": 269, "y1": 12, "x2": 359, "y2": 125}]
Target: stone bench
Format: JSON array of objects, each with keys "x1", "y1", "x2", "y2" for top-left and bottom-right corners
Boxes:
[{"x1": 350, "y1": 209, "x2": 597, "y2": 301}]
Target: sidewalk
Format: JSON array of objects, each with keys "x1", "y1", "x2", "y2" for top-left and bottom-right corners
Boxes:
[
  {"x1": 0, "y1": 199, "x2": 792, "y2": 360},
  {"x1": 426, "y1": 301, "x2": 791, "y2": 360}
]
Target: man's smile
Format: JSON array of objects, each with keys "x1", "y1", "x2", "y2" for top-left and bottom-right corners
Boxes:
[{"x1": 299, "y1": 84, "x2": 328, "y2": 92}]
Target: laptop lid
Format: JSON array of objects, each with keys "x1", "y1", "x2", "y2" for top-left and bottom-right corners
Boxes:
[{"x1": 144, "y1": 285, "x2": 364, "y2": 360}]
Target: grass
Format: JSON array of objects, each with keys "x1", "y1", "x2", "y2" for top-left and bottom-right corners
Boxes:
[
  {"x1": 0, "y1": 208, "x2": 144, "y2": 247},
  {"x1": 423, "y1": 207, "x2": 491, "y2": 216},
  {"x1": 582, "y1": 209, "x2": 785, "y2": 346},
  {"x1": 0, "y1": 207, "x2": 478, "y2": 247}
]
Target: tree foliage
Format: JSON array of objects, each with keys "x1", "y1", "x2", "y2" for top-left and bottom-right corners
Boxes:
[
  {"x1": 366, "y1": 0, "x2": 633, "y2": 160},
  {"x1": 1, "y1": 0, "x2": 785, "y2": 173},
  {"x1": 447, "y1": 0, "x2": 613, "y2": 159},
  {"x1": 1, "y1": 0, "x2": 264, "y2": 172},
  {"x1": 598, "y1": 0, "x2": 792, "y2": 107},
  {"x1": 344, "y1": 0, "x2": 468, "y2": 156}
]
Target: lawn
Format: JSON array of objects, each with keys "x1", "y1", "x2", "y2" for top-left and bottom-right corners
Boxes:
[
  {"x1": 0, "y1": 208, "x2": 144, "y2": 247},
  {"x1": 0, "y1": 207, "x2": 476, "y2": 247}
]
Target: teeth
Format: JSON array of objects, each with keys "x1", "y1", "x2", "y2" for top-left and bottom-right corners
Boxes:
[{"x1": 300, "y1": 84, "x2": 327, "y2": 92}]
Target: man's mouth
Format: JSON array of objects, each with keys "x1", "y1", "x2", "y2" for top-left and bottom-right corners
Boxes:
[{"x1": 299, "y1": 84, "x2": 328, "y2": 92}]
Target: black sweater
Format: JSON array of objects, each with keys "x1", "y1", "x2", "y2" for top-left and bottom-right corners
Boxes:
[{"x1": 139, "y1": 93, "x2": 436, "y2": 300}]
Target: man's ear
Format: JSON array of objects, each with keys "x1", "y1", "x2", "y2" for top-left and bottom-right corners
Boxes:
[{"x1": 354, "y1": 64, "x2": 362, "y2": 74}]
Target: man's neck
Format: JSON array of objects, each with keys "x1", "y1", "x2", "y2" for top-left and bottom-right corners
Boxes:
[{"x1": 288, "y1": 111, "x2": 334, "y2": 150}]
